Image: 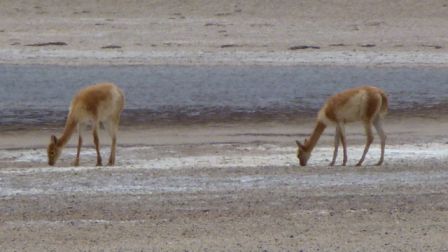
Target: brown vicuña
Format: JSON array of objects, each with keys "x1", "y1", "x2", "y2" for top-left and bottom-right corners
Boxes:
[
  {"x1": 47, "y1": 83, "x2": 125, "y2": 166},
  {"x1": 296, "y1": 86, "x2": 388, "y2": 166}
]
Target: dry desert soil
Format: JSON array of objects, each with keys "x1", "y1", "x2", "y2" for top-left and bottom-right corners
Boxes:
[{"x1": 1, "y1": 0, "x2": 448, "y2": 251}]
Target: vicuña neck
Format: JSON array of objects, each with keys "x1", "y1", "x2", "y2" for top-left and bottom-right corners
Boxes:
[
  {"x1": 57, "y1": 116, "x2": 78, "y2": 147},
  {"x1": 304, "y1": 121, "x2": 327, "y2": 151}
]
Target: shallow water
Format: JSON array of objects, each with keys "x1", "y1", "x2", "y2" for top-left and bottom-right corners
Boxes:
[{"x1": 1, "y1": 65, "x2": 448, "y2": 127}]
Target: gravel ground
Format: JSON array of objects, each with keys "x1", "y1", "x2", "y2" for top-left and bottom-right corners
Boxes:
[{"x1": 1, "y1": 118, "x2": 448, "y2": 251}]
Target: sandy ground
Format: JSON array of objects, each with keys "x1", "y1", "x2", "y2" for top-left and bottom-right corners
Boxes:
[
  {"x1": 0, "y1": 0, "x2": 448, "y2": 66},
  {"x1": 1, "y1": 117, "x2": 448, "y2": 251},
  {"x1": 1, "y1": 0, "x2": 448, "y2": 250}
]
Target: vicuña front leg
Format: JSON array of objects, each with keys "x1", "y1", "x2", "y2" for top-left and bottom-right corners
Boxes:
[
  {"x1": 74, "y1": 134, "x2": 82, "y2": 166},
  {"x1": 356, "y1": 121, "x2": 374, "y2": 166},
  {"x1": 337, "y1": 124, "x2": 348, "y2": 166},
  {"x1": 330, "y1": 128, "x2": 340, "y2": 166}
]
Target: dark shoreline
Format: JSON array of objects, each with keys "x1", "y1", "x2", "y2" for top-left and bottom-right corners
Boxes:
[{"x1": 1, "y1": 105, "x2": 447, "y2": 132}]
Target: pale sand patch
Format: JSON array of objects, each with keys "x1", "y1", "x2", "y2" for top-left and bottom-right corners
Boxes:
[
  {"x1": 1, "y1": 142, "x2": 447, "y2": 173},
  {"x1": 1, "y1": 48, "x2": 448, "y2": 66},
  {"x1": 1, "y1": 0, "x2": 448, "y2": 66}
]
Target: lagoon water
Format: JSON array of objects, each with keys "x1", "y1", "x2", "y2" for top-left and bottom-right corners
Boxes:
[{"x1": 1, "y1": 65, "x2": 448, "y2": 127}]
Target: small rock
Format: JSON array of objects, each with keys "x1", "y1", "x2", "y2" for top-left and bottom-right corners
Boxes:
[
  {"x1": 101, "y1": 45, "x2": 122, "y2": 49},
  {"x1": 25, "y1": 42, "x2": 67, "y2": 46},
  {"x1": 289, "y1": 45, "x2": 320, "y2": 50}
]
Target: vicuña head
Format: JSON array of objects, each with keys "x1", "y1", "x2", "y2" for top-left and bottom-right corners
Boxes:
[
  {"x1": 47, "y1": 135, "x2": 62, "y2": 166},
  {"x1": 47, "y1": 82, "x2": 125, "y2": 166},
  {"x1": 296, "y1": 139, "x2": 311, "y2": 166},
  {"x1": 295, "y1": 86, "x2": 388, "y2": 166}
]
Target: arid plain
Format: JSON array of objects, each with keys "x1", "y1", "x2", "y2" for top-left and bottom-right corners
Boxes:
[{"x1": 1, "y1": 0, "x2": 448, "y2": 251}]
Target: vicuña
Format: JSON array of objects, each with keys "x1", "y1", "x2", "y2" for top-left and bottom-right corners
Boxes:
[
  {"x1": 296, "y1": 86, "x2": 388, "y2": 166},
  {"x1": 47, "y1": 83, "x2": 125, "y2": 166}
]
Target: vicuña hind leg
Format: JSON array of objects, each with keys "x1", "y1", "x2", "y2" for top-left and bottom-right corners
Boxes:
[
  {"x1": 104, "y1": 121, "x2": 118, "y2": 166},
  {"x1": 93, "y1": 123, "x2": 102, "y2": 166},
  {"x1": 373, "y1": 118, "x2": 386, "y2": 165}
]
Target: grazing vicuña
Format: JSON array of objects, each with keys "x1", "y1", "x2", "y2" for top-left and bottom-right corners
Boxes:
[
  {"x1": 47, "y1": 83, "x2": 125, "y2": 166},
  {"x1": 296, "y1": 86, "x2": 388, "y2": 166}
]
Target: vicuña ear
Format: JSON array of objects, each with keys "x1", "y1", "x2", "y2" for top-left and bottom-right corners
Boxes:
[
  {"x1": 51, "y1": 135, "x2": 58, "y2": 144},
  {"x1": 304, "y1": 138, "x2": 308, "y2": 144},
  {"x1": 295, "y1": 140, "x2": 304, "y2": 149}
]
